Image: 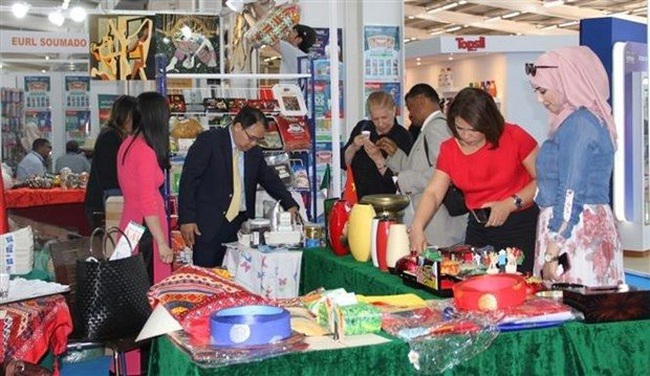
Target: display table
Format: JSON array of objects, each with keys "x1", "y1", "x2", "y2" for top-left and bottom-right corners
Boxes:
[
  {"x1": 0, "y1": 294, "x2": 73, "y2": 364},
  {"x1": 299, "y1": 248, "x2": 650, "y2": 375},
  {"x1": 223, "y1": 244, "x2": 302, "y2": 299},
  {"x1": 148, "y1": 248, "x2": 650, "y2": 375},
  {"x1": 5, "y1": 188, "x2": 90, "y2": 235}
]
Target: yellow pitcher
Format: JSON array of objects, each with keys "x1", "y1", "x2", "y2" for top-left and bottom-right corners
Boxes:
[{"x1": 347, "y1": 203, "x2": 376, "y2": 262}]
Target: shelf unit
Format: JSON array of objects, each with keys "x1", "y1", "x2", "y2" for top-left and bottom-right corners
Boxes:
[{"x1": 156, "y1": 70, "x2": 319, "y2": 222}]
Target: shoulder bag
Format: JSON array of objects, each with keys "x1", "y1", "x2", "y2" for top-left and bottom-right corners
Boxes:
[
  {"x1": 75, "y1": 226, "x2": 152, "y2": 341},
  {"x1": 423, "y1": 136, "x2": 469, "y2": 217}
]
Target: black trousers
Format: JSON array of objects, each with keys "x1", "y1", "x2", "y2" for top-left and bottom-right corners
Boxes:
[
  {"x1": 465, "y1": 205, "x2": 539, "y2": 274},
  {"x1": 193, "y1": 212, "x2": 247, "y2": 267}
]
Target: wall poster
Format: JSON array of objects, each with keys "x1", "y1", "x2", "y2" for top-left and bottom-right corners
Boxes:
[
  {"x1": 64, "y1": 76, "x2": 91, "y2": 144},
  {"x1": 363, "y1": 25, "x2": 400, "y2": 82},
  {"x1": 88, "y1": 15, "x2": 155, "y2": 80},
  {"x1": 24, "y1": 76, "x2": 52, "y2": 140},
  {"x1": 155, "y1": 14, "x2": 220, "y2": 74}
]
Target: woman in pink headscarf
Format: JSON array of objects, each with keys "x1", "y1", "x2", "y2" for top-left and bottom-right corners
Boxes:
[{"x1": 528, "y1": 46, "x2": 625, "y2": 287}]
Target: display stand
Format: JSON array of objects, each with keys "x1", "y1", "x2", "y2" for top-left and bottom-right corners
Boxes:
[{"x1": 156, "y1": 71, "x2": 316, "y2": 221}]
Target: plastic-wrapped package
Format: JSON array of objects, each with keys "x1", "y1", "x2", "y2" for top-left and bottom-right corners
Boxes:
[
  {"x1": 148, "y1": 265, "x2": 310, "y2": 367},
  {"x1": 382, "y1": 301, "x2": 499, "y2": 374}
]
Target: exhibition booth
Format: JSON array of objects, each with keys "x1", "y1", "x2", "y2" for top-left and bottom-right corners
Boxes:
[{"x1": 0, "y1": 1, "x2": 648, "y2": 375}]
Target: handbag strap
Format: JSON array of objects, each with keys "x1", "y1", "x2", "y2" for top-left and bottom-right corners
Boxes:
[
  {"x1": 89, "y1": 226, "x2": 134, "y2": 260},
  {"x1": 423, "y1": 136, "x2": 432, "y2": 167}
]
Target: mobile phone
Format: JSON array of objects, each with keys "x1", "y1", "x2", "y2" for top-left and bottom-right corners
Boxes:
[{"x1": 470, "y1": 208, "x2": 491, "y2": 224}]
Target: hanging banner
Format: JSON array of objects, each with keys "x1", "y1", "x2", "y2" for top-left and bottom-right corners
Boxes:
[
  {"x1": 24, "y1": 76, "x2": 52, "y2": 139},
  {"x1": 363, "y1": 25, "x2": 400, "y2": 82},
  {"x1": 98, "y1": 94, "x2": 121, "y2": 128},
  {"x1": 64, "y1": 76, "x2": 91, "y2": 143}
]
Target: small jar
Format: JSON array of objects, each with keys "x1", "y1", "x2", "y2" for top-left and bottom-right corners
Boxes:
[
  {"x1": 249, "y1": 218, "x2": 271, "y2": 248},
  {"x1": 304, "y1": 223, "x2": 324, "y2": 249}
]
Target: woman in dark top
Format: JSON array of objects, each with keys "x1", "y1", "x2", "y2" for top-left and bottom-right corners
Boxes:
[
  {"x1": 343, "y1": 91, "x2": 412, "y2": 200},
  {"x1": 84, "y1": 95, "x2": 139, "y2": 228}
]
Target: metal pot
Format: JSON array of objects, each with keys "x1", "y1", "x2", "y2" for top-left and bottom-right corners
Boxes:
[{"x1": 359, "y1": 194, "x2": 410, "y2": 223}]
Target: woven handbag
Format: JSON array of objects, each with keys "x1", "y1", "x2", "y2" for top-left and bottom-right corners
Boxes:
[{"x1": 74, "y1": 227, "x2": 151, "y2": 341}]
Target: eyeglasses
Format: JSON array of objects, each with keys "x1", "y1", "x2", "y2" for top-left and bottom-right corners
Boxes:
[
  {"x1": 242, "y1": 126, "x2": 265, "y2": 143},
  {"x1": 525, "y1": 63, "x2": 558, "y2": 77}
]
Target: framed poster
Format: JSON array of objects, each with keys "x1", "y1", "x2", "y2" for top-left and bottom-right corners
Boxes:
[{"x1": 155, "y1": 14, "x2": 220, "y2": 74}]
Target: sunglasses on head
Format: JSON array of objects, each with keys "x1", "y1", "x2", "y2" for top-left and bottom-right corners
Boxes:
[{"x1": 525, "y1": 63, "x2": 558, "y2": 76}]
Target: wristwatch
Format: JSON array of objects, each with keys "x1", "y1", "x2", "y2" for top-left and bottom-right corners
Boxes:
[
  {"x1": 544, "y1": 253, "x2": 559, "y2": 263},
  {"x1": 512, "y1": 194, "x2": 524, "y2": 210}
]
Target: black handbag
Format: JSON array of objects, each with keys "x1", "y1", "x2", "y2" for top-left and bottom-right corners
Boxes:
[
  {"x1": 423, "y1": 136, "x2": 469, "y2": 217},
  {"x1": 74, "y1": 227, "x2": 152, "y2": 341},
  {"x1": 442, "y1": 184, "x2": 469, "y2": 216}
]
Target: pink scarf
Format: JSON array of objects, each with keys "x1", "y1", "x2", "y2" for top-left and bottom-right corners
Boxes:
[{"x1": 529, "y1": 46, "x2": 616, "y2": 148}]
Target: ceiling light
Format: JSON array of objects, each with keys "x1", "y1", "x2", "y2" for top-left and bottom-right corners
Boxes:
[
  {"x1": 485, "y1": 16, "x2": 501, "y2": 22},
  {"x1": 430, "y1": 30, "x2": 444, "y2": 36},
  {"x1": 543, "y1": 1, "x2": 565, "y2": 7},
  {"x1": 416, "y1": 57, "x2": 421, "y2": 61},
  {"x1": 69, "y1": 6, "x2": 87, "y2": 23},
  {"x1": 48, "y1": 9, "x2": 65, "y2": 26},
  {"x1": 12, "y1": 2, "x2": 30, "y2": 18},
  {"x1": 558, "y1": 20, "x2": 579, "y2": 28},
  {"x1": 541, "y1": 24, "x2": 558, "y2": 30},
  {"x1": 408, "y1": 16, "x2": 415, "y2": 20},
  {"x1": 416, "y1": 62, "x2": 422, "y2": 66},
  {"x1": 45, "y1": 56, "x2": 50, "y2": 60},
  {"x1": 501, "y1": 11, "x2": 520, "y2": 19},
  {"x1": 427, "y1": 2, "x2": 459, "y2": 14},
  {"x1": 458, "y1": 0, "x2": 467, "y2": 4},
  {"x1": 446, "y1": 26, "x2": 462, "y2": 32}
]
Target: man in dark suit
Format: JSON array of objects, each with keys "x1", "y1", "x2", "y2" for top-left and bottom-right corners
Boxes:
[{"x1": 178, "y1": 106, "x2": 299, "y2": 267}]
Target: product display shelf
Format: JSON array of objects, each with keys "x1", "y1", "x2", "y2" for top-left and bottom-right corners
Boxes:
[{"x1": 160, "y1": 73, "x2": 318, "y2": 221}]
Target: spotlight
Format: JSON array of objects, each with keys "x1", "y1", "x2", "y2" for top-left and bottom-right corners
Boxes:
[
  {"x1": 12, "y1": 2, "x2": 30, "y2": 19},
  {"x1": 69, "y1": 6, "x2": 87, "y2": 23},
  {"x1": 48, "y1": 9, "x2": 65, "y2": 26}
]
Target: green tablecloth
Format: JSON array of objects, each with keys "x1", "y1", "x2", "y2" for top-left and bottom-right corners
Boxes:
[{"x1": 148, "y1": 248, "x2": 650, "y2": 376}]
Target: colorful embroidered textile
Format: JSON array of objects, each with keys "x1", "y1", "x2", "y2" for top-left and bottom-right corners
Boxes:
[
  {"x1": 147, "y1": 265, "x2": 268, "y2": 342},
  {"x1": 0, "y1": 294, "x2": 73, "y2": 363}
]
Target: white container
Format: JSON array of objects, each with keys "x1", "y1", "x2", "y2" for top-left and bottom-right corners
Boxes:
[{"x1": 386, "y1": 224, "x2": 410, "y2": 268}]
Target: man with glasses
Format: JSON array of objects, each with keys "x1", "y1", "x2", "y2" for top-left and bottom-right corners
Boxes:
[
  {"x1": 376, "y1": 84, "x2": 466, "y2": 247},
  {"x1": 178, "y1": 106, "x2": 299, "y2": 267}
]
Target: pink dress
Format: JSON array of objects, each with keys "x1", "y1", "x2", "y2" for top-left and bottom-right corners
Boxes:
[{"x1": 117, "y1": 135, "x2": 171, "y2": 283}]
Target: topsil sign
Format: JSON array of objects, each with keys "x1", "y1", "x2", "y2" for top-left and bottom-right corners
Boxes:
[{"x1": 455, "y1": 36, "x2": 486, "y2": 52}]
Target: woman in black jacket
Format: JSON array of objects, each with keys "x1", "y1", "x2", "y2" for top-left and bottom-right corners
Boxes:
[{"x1": 84, "y1": 95, "x2": 139, "y2": 229}]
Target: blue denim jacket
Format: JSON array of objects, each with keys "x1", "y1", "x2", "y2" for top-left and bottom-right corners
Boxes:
[{"x1": 535, "y1": 107, "x2": 614, "y2": 237}]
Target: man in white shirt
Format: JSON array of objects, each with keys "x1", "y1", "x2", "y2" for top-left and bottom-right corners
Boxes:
[
  {"x1": 276, "y1": 24, "x2": 316, "y2": 74},
  {"x1": 55, "y1": 140, "x2": 91, "y2": 174},
  {"x1": 376, "y1": 84, "x2": 466, "y2": 247},
  {"x1": 252, "y1": 2, "x2": 316, "y2": 74},
  {"x1": 16, "y1": 138, "x2": 51, "y2": 180}
]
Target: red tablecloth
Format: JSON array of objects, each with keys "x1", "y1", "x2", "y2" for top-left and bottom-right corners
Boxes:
[
  {"x1": 5, "y1": 188, "x2": 85, "y2": 209},
  {"x1": 0, "y1": 294, "x2": 73, "y2": 363}
]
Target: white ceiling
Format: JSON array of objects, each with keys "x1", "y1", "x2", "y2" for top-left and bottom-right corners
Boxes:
[{"x1": 0, "y1": 0, "x2": 647, "y2": 73}]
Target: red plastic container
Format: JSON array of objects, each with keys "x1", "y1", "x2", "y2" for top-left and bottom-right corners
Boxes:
[{"x1": 453, "y1": 274, "x2": 527, "y2": 312}]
